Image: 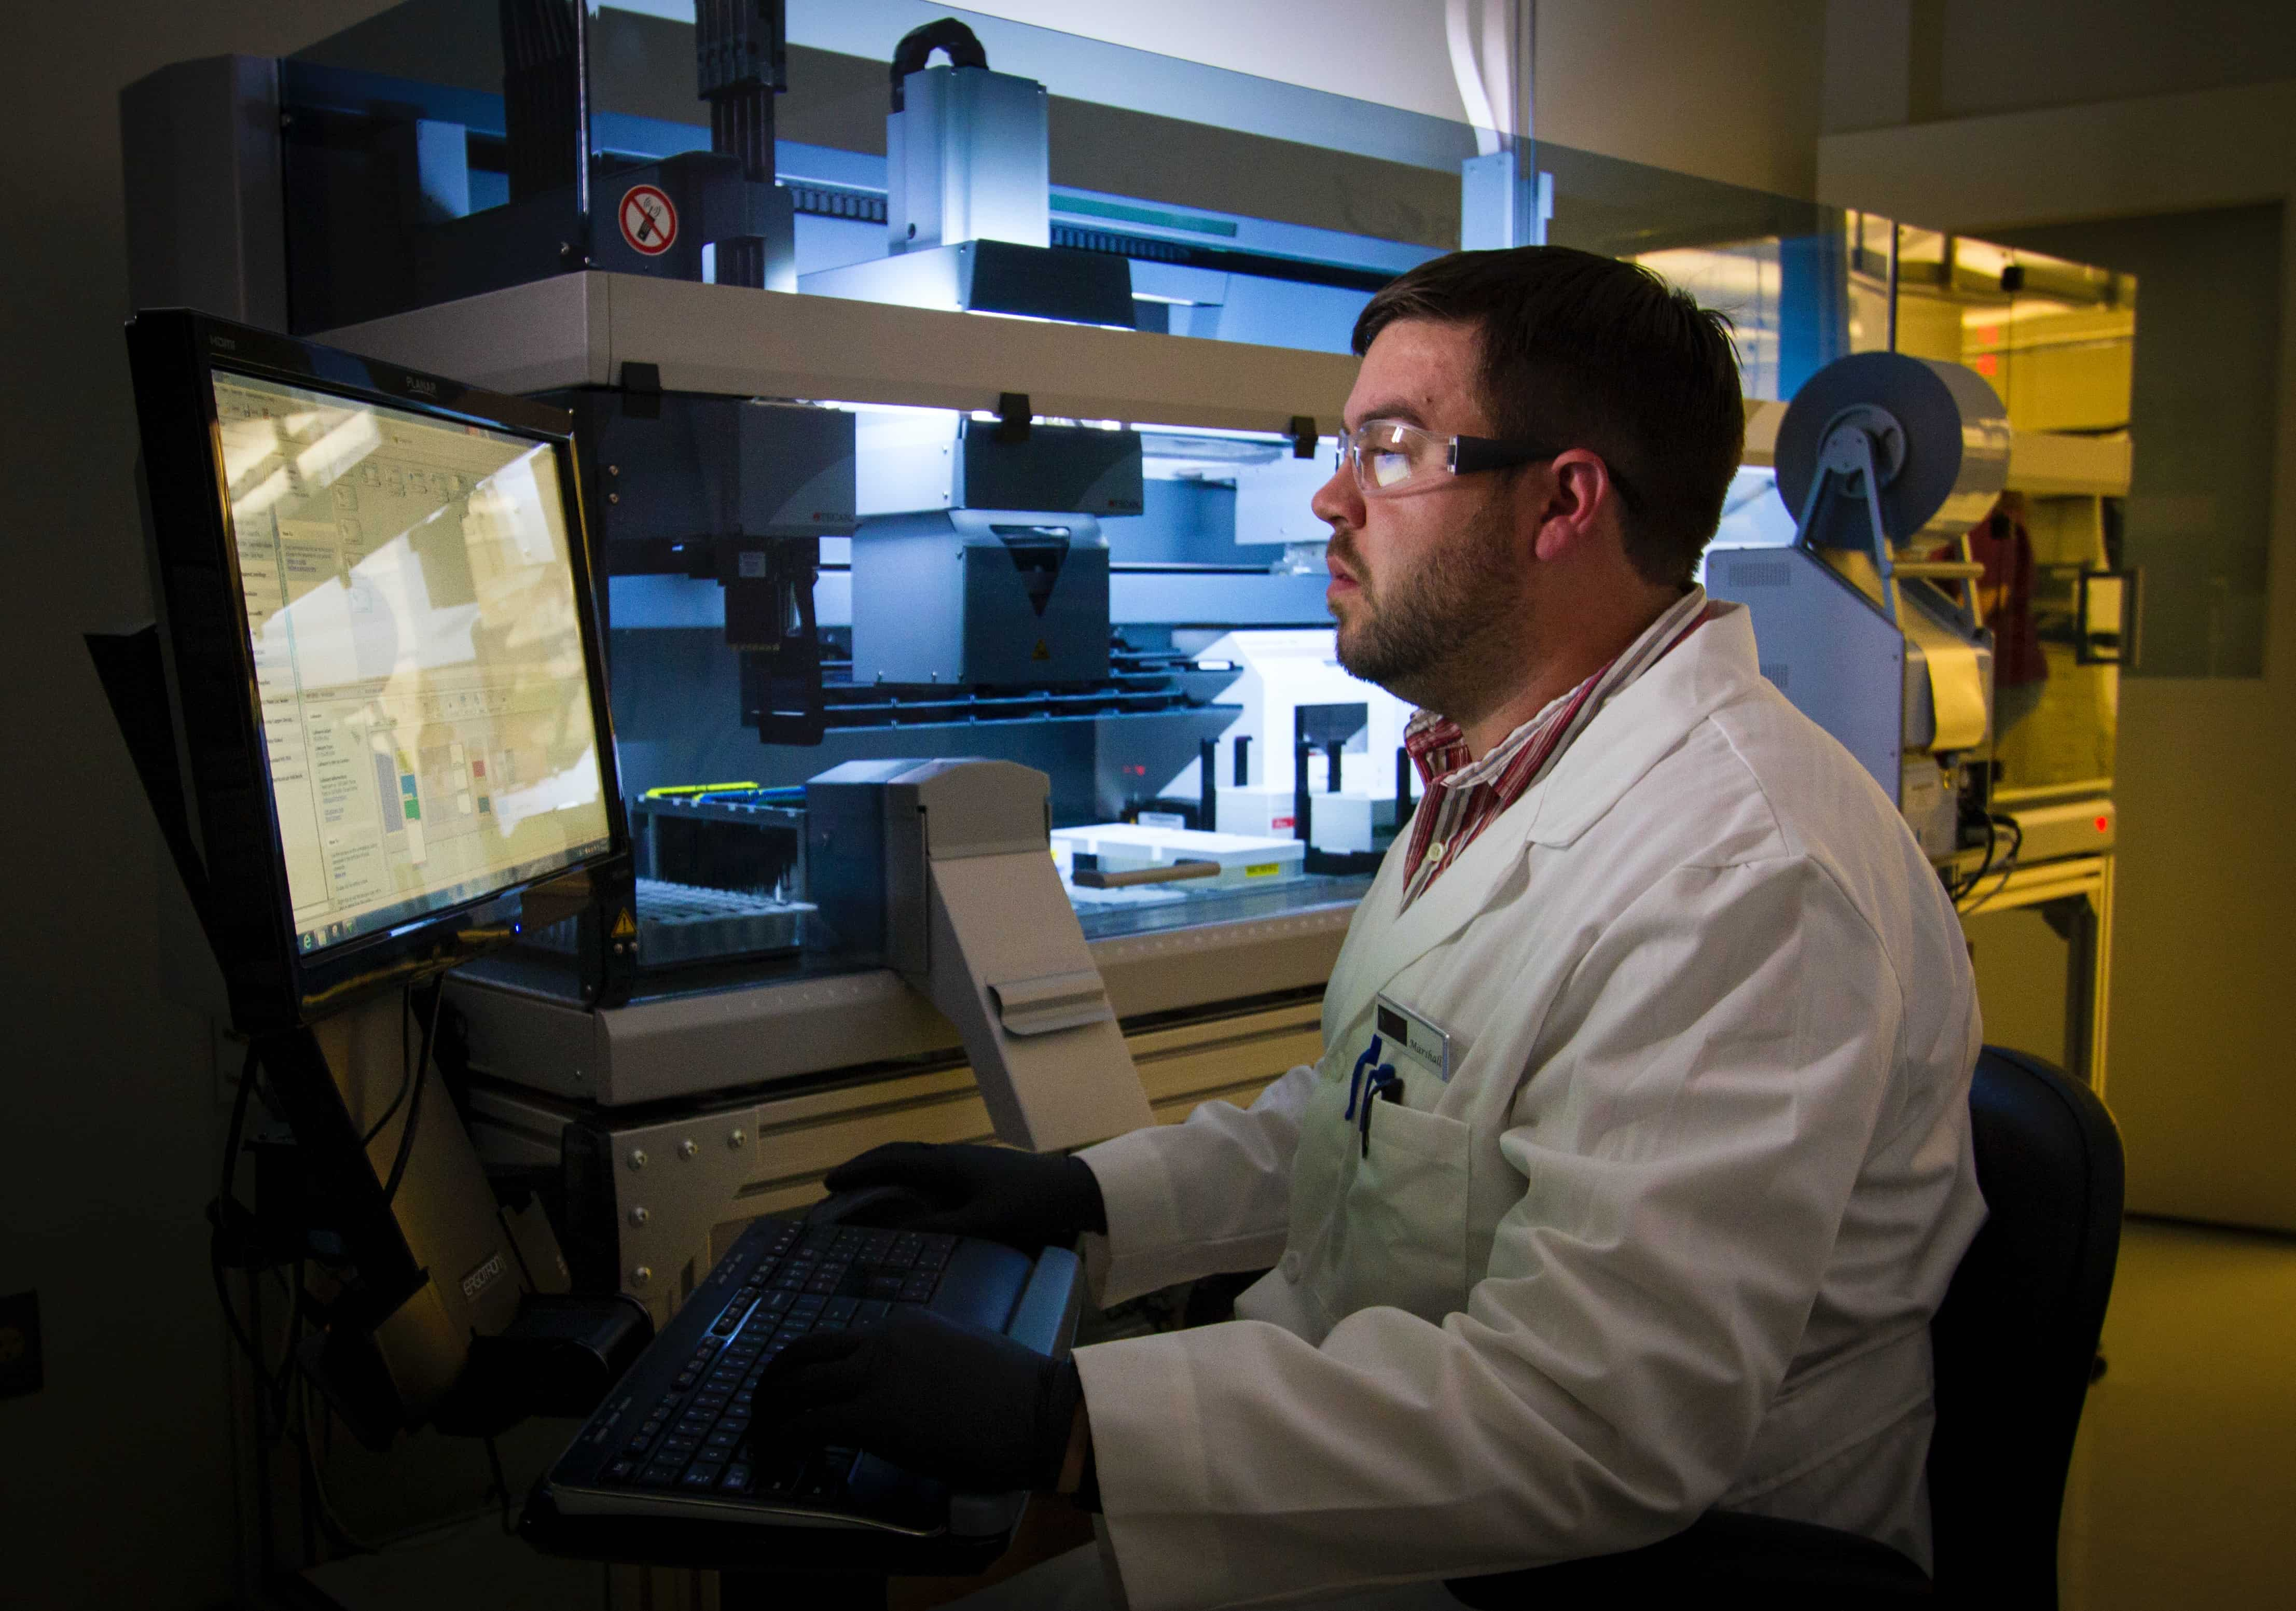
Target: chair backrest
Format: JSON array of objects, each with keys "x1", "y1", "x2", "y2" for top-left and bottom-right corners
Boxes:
[{"x1": 1927, "y1": 1046, "x2": 2125, "y2": 1605}]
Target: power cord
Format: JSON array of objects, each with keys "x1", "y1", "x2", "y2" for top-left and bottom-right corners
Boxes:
[
  {"x1": 214, "y1": 998, "x2": 518, "y2": 1566},
  {"x1": 211, "y1": 1040, "x2": 293, "y2": 1435},
  {"x1": 1948, "y1": 815, "x2": 2000, "y2": 904},
  {"x1": 482, "y1": 1436, "x2": 518, "y2": 1535},
  {"x1": 1958, "y1": 813, "x2": 2025, "y2": 914},
  {"x1": 381, "y1": 985, "x2": 445, "y2": 1204},
  {"x1": 359, "y1": 989, "x2": 420, "y2": 1146}
]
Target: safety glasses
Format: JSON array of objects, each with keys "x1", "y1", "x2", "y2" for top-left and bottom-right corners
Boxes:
[{"x1": 1334, "y1": 419, "x2": 1555, "y2": 497}]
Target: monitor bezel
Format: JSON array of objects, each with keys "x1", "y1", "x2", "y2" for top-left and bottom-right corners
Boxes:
[{"x1": 126, "y1": 308, "x2": 629, "y2": 1035}]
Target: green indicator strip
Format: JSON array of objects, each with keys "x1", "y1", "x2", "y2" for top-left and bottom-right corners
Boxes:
[{"x1": 1052, "y1": 193, "x2": 1239, "y2": 238}]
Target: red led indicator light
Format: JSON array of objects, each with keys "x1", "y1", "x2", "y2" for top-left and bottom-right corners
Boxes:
[{"x1": 2095, "y1": 816, "x2": 2110, "y2": 832}]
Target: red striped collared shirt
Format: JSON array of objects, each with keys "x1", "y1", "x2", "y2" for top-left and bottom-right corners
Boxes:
[{"x1": 1396, "y1": 587, "x2": 1721, "y2": 908}]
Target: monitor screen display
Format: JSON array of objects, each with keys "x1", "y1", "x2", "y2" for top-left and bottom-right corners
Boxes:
[{"x1": 212, "y1": 369, "x2": 614, "y2": 956}]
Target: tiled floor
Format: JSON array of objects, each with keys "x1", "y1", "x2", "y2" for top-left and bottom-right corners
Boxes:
[{"x1": 2059, "y1": 1217, "x2": 2296, "y2": 1609}]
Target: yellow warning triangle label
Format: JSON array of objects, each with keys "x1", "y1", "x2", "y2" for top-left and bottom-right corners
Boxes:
[
  {"x1": 1032, "y1": 638, "x2": 1052, "y2": 660},
  {"x1": 610, "y1": 909, "x2": 637, "y2": 939}
]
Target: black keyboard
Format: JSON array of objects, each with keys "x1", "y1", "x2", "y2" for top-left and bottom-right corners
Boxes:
[{"x1": 523, "y1": 1214, "x2": 1083, "y2": 1574}]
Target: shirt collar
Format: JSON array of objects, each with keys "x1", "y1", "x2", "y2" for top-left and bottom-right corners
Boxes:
[{"x1": 1404, "y1": 585, "x2": 1710, "y2": 791}]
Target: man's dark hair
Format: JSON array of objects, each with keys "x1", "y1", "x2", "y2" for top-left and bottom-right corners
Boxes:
[{"x1": 1352, "y1": 245, "x2": 1745, "y2": 588}]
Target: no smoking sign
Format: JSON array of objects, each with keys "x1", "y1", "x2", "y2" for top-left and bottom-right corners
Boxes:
[{"x1": 619, "y1": 184, "x2": 677, "y2": 257}]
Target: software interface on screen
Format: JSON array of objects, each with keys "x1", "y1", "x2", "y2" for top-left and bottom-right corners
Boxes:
[{"x1": 212, "y1": 370, "x2": 614, "y2": 955}]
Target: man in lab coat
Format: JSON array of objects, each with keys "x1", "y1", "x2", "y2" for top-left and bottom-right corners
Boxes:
[{"x1": 759, "y1": 245, "x2": 1986, "y2": 1609}]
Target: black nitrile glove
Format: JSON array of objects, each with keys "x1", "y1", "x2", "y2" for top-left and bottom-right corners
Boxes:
[
  {"x1": 753, "y1": 1306, "x2": 1083, "y2": 1493},
  {"x1": 824, "y1": 1142, "x2": 1106, "y2": 1252}
]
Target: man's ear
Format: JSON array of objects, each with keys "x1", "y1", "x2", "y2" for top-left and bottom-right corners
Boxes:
[{"x1": 1531, "y1": 449, "x2": 1615, "y2": 564}]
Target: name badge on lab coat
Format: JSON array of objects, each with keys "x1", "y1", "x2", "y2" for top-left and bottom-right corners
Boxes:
[{"x1": 1374, "y1": 994, "x2": 1452, "y2": 1083}]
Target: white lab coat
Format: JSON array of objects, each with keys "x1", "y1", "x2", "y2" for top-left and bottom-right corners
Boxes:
[{"x1": 1071, "y1": 604, "x2": 1985, "y2": 1611}]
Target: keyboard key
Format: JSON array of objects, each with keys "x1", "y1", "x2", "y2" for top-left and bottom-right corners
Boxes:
[
  {"x1": 824, "y1": 1298, "x2": 860, "y2": 1324},
  {"x1": 800, "y1": 1451, "x2": 856, "y2": 1503},
  {"x1": 608, "y1": 1458, "x2": 638, "y2": 1482},
  {"x1": 864, "y1": 1274, "x2": 905, "y2": 1300},
  {"x1": 639, "y1": 1461, "x2": 683, "y2": 1488},
  {"x1": 900, "y1": 1272, "x2": 938, "y2": 1302},
  {"x1": 754, "y1": 1447, "x2": 808, "y2": 1498},
  {"x1": 720, "y1": 1464, "x2": 752, "y2": 1493},
  {"x1": 706, "y1": 1429, "x2": 742, "y2": 1451},
  {"x1": 680, "y1": 1466, "x2": 720, "y2": 1490},
  {"x1": 857, "y1": 1300, "x2": 893, "y2": 1324}
]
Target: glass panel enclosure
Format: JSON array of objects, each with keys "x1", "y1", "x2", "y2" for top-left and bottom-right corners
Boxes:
[
  {"x1": 281, "y1": 0, "x2": 1863, "y2": 393},
  {"x1": 267, "y1": 0, "x2": 2139, "y2": 996}
]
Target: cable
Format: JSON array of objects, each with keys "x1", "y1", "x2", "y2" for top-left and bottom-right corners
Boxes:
[
  {"x1": 381, "y1": 985, "x2": 445, "y2": 1204},
  {"x1": 296, "y1": 1373, "x2": 389, "y2": 1559},
  {"x1": 361, "y1": 987, "x2": 420, "y2": 1146},
  {"x1": 1960, "y1": 814, "x2": 2025, "y2": 914},
  {"x1": 211, "y1": 1040, "x2": 280, "y2": 1429},
  {"x1": 1949, "y1": 814, "x2": 2000, "y2": 905},
  {"x1": 483, "y1": 1436, "x2": 517, "y2": 1535},
  {"x1": 271, "y1": 1255, "x2": 307, "y2": 1410}
]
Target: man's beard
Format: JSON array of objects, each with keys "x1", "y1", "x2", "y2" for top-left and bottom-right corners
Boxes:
[{"x1": 1329, "y1": 496, "x2": 1519, "y2": 706}]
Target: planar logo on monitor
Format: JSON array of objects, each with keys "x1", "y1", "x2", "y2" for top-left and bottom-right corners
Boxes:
[{"x1": 460, "y1": 1251, "x2": 508, "y2": 1302}]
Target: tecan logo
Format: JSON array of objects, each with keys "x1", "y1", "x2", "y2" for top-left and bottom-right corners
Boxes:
[
  {"x1": 460, "y1": 1251, "x2": 508, "y2": 1301},
  {"x1": 406, "y1": 376, "x2": 439, "y2": 398}
]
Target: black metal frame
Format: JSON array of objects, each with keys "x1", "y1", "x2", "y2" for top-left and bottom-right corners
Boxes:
[{"x1": 122, "y1": 307, "x2": 633, "y2": 1037}]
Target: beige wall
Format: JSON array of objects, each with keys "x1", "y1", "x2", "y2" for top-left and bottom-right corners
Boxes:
[
  {"x1": 1822, "y1": 81, "x2": 2296, "y2": 1229},
  {"x1": 1825, "y1": 0, "x2": 2296, "y2": 133},
  {"x1": 1932, "y1": 0, "x2": 2296, "y2": 122},
  {"x1": 1535, "y1": 0, "x2": 1827, "y2": 198}
]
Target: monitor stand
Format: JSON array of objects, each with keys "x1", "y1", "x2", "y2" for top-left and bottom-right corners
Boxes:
[{"x1": 88, "y1": 625, "x2": 647, "y2": 1445}]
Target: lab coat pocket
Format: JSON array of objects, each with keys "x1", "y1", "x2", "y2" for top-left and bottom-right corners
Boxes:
[{"x1": 1340, "y1": 1100, "x2": 1473, "y2": 1322}]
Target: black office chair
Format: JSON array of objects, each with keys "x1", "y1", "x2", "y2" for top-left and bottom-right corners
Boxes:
[{"x1": 1446, "y1": 1045, "x2": 2125, "y2": 1610}]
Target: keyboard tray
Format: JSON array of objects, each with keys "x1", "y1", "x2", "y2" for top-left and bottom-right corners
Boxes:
[{"x1": 522, "y1": 1215, "x2": 1084, "y2": 1574}]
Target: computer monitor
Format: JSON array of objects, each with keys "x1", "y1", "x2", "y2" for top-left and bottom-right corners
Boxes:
[{"x1": 126, "y1": 309, "x2": 627, "y2": 1035}]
